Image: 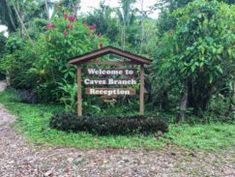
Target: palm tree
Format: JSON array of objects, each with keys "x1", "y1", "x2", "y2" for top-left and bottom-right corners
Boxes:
[
  {"x1": 85, "y1": 1, "x2": 119, "y2": 42},
  {"x1": 51, "y1": 0, "x2": 80, "y2": 18},
  {"x1": 0, "y1": 0, "x2": 18, "y2": 32},
  {"x1": 116, "y1": 0, "x2": 136, "y2": 49},
  {"x1": 0, "y1": 0, "x2": 49, "y2": 34}
]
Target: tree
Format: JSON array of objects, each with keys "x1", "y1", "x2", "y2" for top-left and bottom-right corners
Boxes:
[
  {"x1": 51, "y1": 0, "x2": 81, "y2": 18},
  {"x1": 85, "y1": 1, "x2": 119, "y2": 42},
  {"x1": 116, "y1": 0, "x2": 136, "y2": 49},
  {"x1": 0, "y1": 14, "x2": 107, "y2": 105},
  {"x1": 0, "y1": 0, "x2": 49, "y2": 38},
  {"x1": 152, "y1": 0, "x2": 235, "y2": 118},
  {"x1": 0, "y1": 0, "x2": 18, "y2": 32},
  {"x1": 156, "y1": 0, "x2": 235, "y2": 34},
  {"x1": 0, "y1": 33, "x2": 6, "y2": 57}
]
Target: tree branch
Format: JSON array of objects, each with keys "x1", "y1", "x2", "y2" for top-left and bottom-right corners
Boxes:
[{"x1": 12, "y1": 1, "x2": 33, "y2": 43}]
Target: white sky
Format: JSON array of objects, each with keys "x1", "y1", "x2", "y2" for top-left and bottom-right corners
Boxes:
[
  {"x1": 0, "y1": 0, "x2": 159, "y2": 35},
  {"x1": 79, "y1": 0, "x2": 159, "y2": 18},
  {"x1": 0, "y1": 25, "x2": 8, "y2": 37}
]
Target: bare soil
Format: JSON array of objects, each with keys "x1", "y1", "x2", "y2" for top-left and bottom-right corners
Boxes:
[{"x1": 0, "y1": 81, "x2": 234, "y2": 177}]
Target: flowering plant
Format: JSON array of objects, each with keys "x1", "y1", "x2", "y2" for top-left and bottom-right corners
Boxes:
[{"x1": 33, "y1": 14, "x2": 107, "y2": 103}]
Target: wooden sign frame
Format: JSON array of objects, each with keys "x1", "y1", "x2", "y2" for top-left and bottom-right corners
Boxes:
[{"x1": 68, "y1": 46, "x2": 151, "y2": 116}]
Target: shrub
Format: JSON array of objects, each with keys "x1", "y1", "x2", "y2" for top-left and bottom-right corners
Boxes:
[
  {"x1": 0, "y1": 73, "x2": 5, "y2": 80},
  {"x1": 1, "y1": 14, "x2": 107, "y2": 105},
  {"x1": 16, "y1": 89, "x2": 38, "y2": 104},
  {"x1": 50, "y1": 112, "x2": 168, "y2": 136}
]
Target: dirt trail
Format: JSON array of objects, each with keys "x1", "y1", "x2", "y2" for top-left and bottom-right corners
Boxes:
[{"x1": 0, "y1": 81, "x2": 234, "y2": 177}]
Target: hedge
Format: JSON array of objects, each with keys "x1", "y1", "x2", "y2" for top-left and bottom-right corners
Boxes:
[{"x1": 50, "y1": 112, "x2": 168, "y2": 136}]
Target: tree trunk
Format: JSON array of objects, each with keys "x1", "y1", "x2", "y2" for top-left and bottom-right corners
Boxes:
[
  {"x1": 5, "y1": 0, "x2": 17, "y2": 32},
  {"x1": 12, "y1": 2, "x2": 32, "y2": 43},
  {"x1": 180, "y1": 80, "x2": 188, "y2": 121},
  {"x1": 73, "y1": 0, "x2": 81, "y2": 17},
  {"x1": 187, "y1": 79, "x2": 211, "y2": 115},
  {"x1": 45, "y1": 0, "x2": 50, "y2": 20},
  {"x1": 140, "y1": 0, "x2": 144, "y2": 52},
  {"x1": 232, "y1": 81, "x2": 235, "y2": 113},
  {"x1": 123, "y1": 23, "x2": 126, "y2": 50}
]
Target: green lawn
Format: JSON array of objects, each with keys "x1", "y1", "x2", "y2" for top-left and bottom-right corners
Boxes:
[{"x1": 0, "y1": 89, "x2": 234, "y2": 150}]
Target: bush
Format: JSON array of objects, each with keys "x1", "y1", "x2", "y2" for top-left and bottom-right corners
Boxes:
[
  {"x1": 0, "y1": 73, "x2": 5, "y2": 80},
  {"x1": 50, "y1": 112, "x2": 168, "y2": 136},
  {"x1": 16, "y1": 89, "x2": 38, "y2": 104},
  {"x1": 1, "y1": 15, "x2": 107, "y2": 105}
]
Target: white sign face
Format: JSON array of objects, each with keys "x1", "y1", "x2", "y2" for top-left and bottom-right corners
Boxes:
[
  {"x1": 87, "y1": 68, "x2": 135, "y2": 76},
  {"x1": 84, "y1": 78, "x2": 137, "y2": 85},
  {"x1": 85, "y1": 68, "x2": 137, "y2": 96},
  {"x1": 86, "y1": 88, "x2": 136, "y2": 96}
]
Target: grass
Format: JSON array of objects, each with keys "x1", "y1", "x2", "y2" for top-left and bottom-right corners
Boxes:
[{"x1": 0, "y1": 89, "x2": 234, "y2": 150}]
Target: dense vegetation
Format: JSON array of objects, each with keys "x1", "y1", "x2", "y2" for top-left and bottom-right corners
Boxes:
[
  {"x1": 1, "y1": 89, "x2": 235, "y2": 149},
  {"x1": 0, "y1": 0, "x2": 234, "y2": 125}
]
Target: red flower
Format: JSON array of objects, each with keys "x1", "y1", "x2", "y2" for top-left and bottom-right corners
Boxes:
[
  {"x1": 67, "y1": 23, "x2": 73, "y2": 29},
  {"x1": 64, "y1": 30, "x2": 68, "y2": 36},
  {"x1": 64, "y1": 13, "x2": 68, "y2": 20},
  {"x1": 89, "y1": 24, "x2": 96, "y2": 30},
  {"x1": 99, "y1": 43, "x2": 103, "y2": 48},
  {"x1": 68, "y1": 15, "x2": 76, "y2": 22},
  {"x1": 46, "y1": 22, "x2": 55, "y2": 29}
]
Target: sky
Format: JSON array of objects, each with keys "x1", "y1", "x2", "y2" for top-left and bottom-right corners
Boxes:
[
  {"x1": 0, "y1": 25, "x2": 8, "y2": 37},
  {"x1": 0, "y1": 0, "x2": 159, "y2": 36},
  {"x1": 79, "y1": 0, "x2": 159, "y2": 18}
]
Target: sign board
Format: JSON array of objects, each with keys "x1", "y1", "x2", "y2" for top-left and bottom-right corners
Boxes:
[
  {"x1": 84, "y1": 68, "x2": 137, "y2": 96},
  {"x1": 68, "y1": 46, "x2": 151, "y2": 116}
]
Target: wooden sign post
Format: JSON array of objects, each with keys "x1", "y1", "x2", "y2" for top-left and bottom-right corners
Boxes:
[
  {"x1": 77, "y1": 65, "x2": 82, "y2": 116},
  {"x1": 140, "y1": 65, "x2": 145, "y2": 115},
  {"x1": 69, "y1": 46, "x2": 151, "y2": 116}
]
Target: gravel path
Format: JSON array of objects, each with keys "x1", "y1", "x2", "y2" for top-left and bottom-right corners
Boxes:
[{"x1": 0, "y1": 81, "x2": 235, "y2": 177}]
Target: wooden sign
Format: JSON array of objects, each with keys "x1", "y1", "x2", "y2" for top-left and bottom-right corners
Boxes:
[{"x1": 68, "y1": 46, "x2": 151, "y2": 116}]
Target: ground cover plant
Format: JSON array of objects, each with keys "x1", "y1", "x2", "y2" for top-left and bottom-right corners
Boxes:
[
  {"x1": 50, "y1": 113, "x2": 168, "y2": 135},
  {"x1": 0, "y1": 89, "x2": 234, "y2": 150}
]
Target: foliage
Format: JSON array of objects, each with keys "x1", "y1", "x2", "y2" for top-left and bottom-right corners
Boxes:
[
  {"x1": 0, "y1": 0, "x2": 49, "y2": 36},
  {"x1": 151, "y1": 0, "x2": 235, "y2": 116},
  {"x1": 50, "y1": 112, "x2": 168, "y2": 135},
  {"x1": 0, "y1": 33, "x2": 6, "y2": 57},
  {"x1": 0, "y1": 0, "x2": 18, "y2": 32},
  {"x1": 1, "y1": 0, "x2": 234, "y2": 120},
  {"x1": 0, "y1": 33, "x2": 6, "y2": 79},
  {"x1": 165, "y1": 123, "x2": 235, "y2": 150},
  {"x1": 1, "y1": 89, "x2": 235, "y2": 150},
  {"x1": 0, "y1": 36, "x2": 37, "y2": 89},
  {"x1": 116, "y1": 0, "x2": 137, "y2": 49},
  {"x1": 16, "y1": 89, "x2": 38, "y2": 104},
  {"x1": 84, "y1": 2, "x2": 119, "y2": 42},
  {"x1": 1, "y1": 14, "x2": 107, "y2": 107}
]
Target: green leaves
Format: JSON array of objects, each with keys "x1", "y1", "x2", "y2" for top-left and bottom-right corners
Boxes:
[
  {"x1": 152, "y1": 0, "x2": 235, "y2": 113},
  {"x1": 1, "y1": 15, "x2": 108, "y2": 103}
]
